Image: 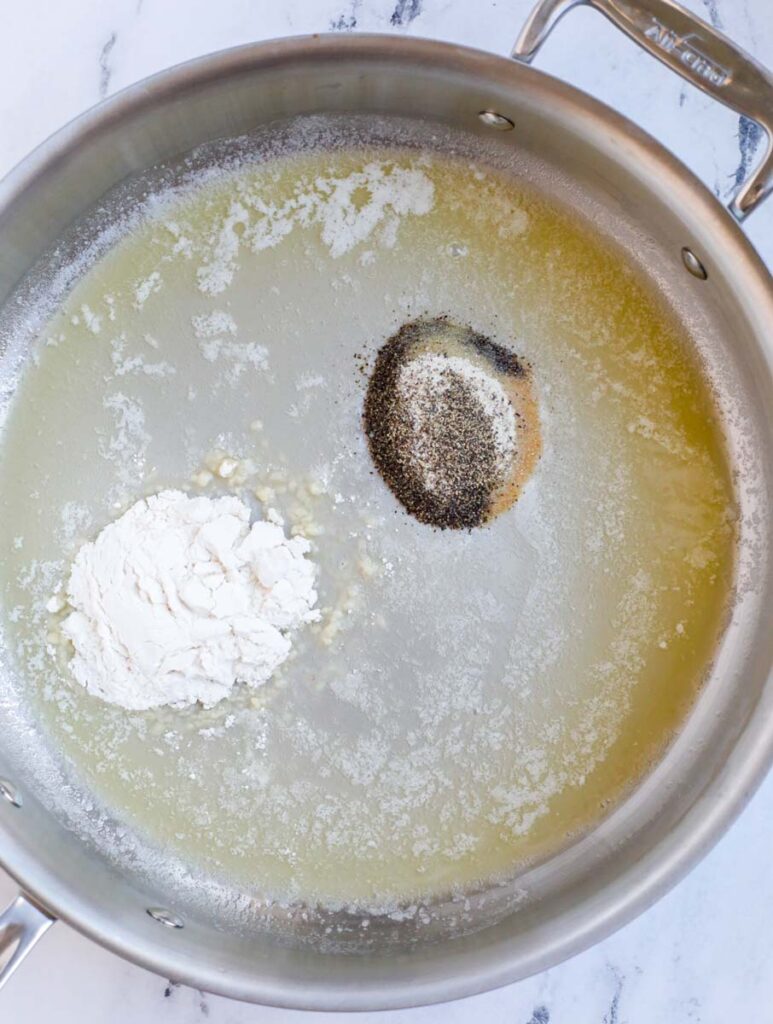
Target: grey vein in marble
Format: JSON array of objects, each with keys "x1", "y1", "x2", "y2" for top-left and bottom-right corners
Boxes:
[
  {"x1": 330, "y1": 2, "x2": 361, "y2": 31},
  {"x1": 99, "y1": 31, "x2": 117, "y2": 98},
  {"x1": 525, "y1": 1005, "x2": 551, "y2": 1024},
  {"x1": 390, "y1": 0, "x2": 422, "y2": 26},
  {"x1": 701, "y1": 0, "x2": 723, "y2": 29},
  {"x1": 602, "y1": 964, "x2": 625, "y2": 1024},
  {"x1": 733, "y1": 114, "x2": 765, "y2": 189}
]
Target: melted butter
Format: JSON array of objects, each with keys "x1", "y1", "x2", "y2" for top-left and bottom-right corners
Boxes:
[{"x1": 0, "y1": 141, "x2": 736, "y2": 909}]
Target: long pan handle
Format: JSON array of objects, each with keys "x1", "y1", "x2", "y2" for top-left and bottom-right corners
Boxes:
[
  {"x1": 0, "y1": 893, "x2": 55, "y2": 989},
  {"x1": 512, "y1": 0, "x2": 773, "y2": 220}
]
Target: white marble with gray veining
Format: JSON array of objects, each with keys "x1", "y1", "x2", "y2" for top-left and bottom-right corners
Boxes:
[{"x1": 0, "y1": 1, "x2": 771, "y2": 1021}]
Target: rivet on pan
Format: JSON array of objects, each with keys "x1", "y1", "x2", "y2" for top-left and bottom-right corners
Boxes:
[
  {"x1": 478, "y1": 110, "x2": 515, "y2": 131},
  {"x1": 147, "y1": 907, "x2": 184, "y2": 929},
  {"x1": 681, "y1": 247, "x2": 708, "y2": 280},
  {"x1": 0, "y1": 778, "x2": 22, "y2": 808}
]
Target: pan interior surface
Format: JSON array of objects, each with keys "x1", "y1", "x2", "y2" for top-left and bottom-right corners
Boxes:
[{"x1": 0, "y1": 113, "x2": 739, "y2": 950}]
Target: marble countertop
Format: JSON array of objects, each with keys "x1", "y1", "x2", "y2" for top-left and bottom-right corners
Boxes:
[{"x1": 1, "y1": 1, "x2": 771, "y2": 1020}]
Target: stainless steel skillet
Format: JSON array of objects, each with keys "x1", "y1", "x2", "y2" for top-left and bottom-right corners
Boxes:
[{"x1": 0, "y1": 0, "x2": 771, "y2": 1010}]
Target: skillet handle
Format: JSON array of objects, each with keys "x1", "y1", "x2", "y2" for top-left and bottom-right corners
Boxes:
[
  {"x1": 0, "y1": 893, "x2": 55, "y2": 989},
  {"x1": 511, "y1": 0, "x2": 773, "y2": 220}
]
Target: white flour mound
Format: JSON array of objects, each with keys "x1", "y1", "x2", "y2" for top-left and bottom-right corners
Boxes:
[{"x1": 61, "y1": 490, "x2": 319, "y2": 710}]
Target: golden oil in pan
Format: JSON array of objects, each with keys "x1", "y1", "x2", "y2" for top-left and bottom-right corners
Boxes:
[{"x1": 0, "y1": 138, "x2": 735, "y2": 908}]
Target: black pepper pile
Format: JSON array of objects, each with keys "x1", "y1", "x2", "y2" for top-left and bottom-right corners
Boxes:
[{"x1": 363, "y1": 316, "x2": 529, "y2": 529}]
